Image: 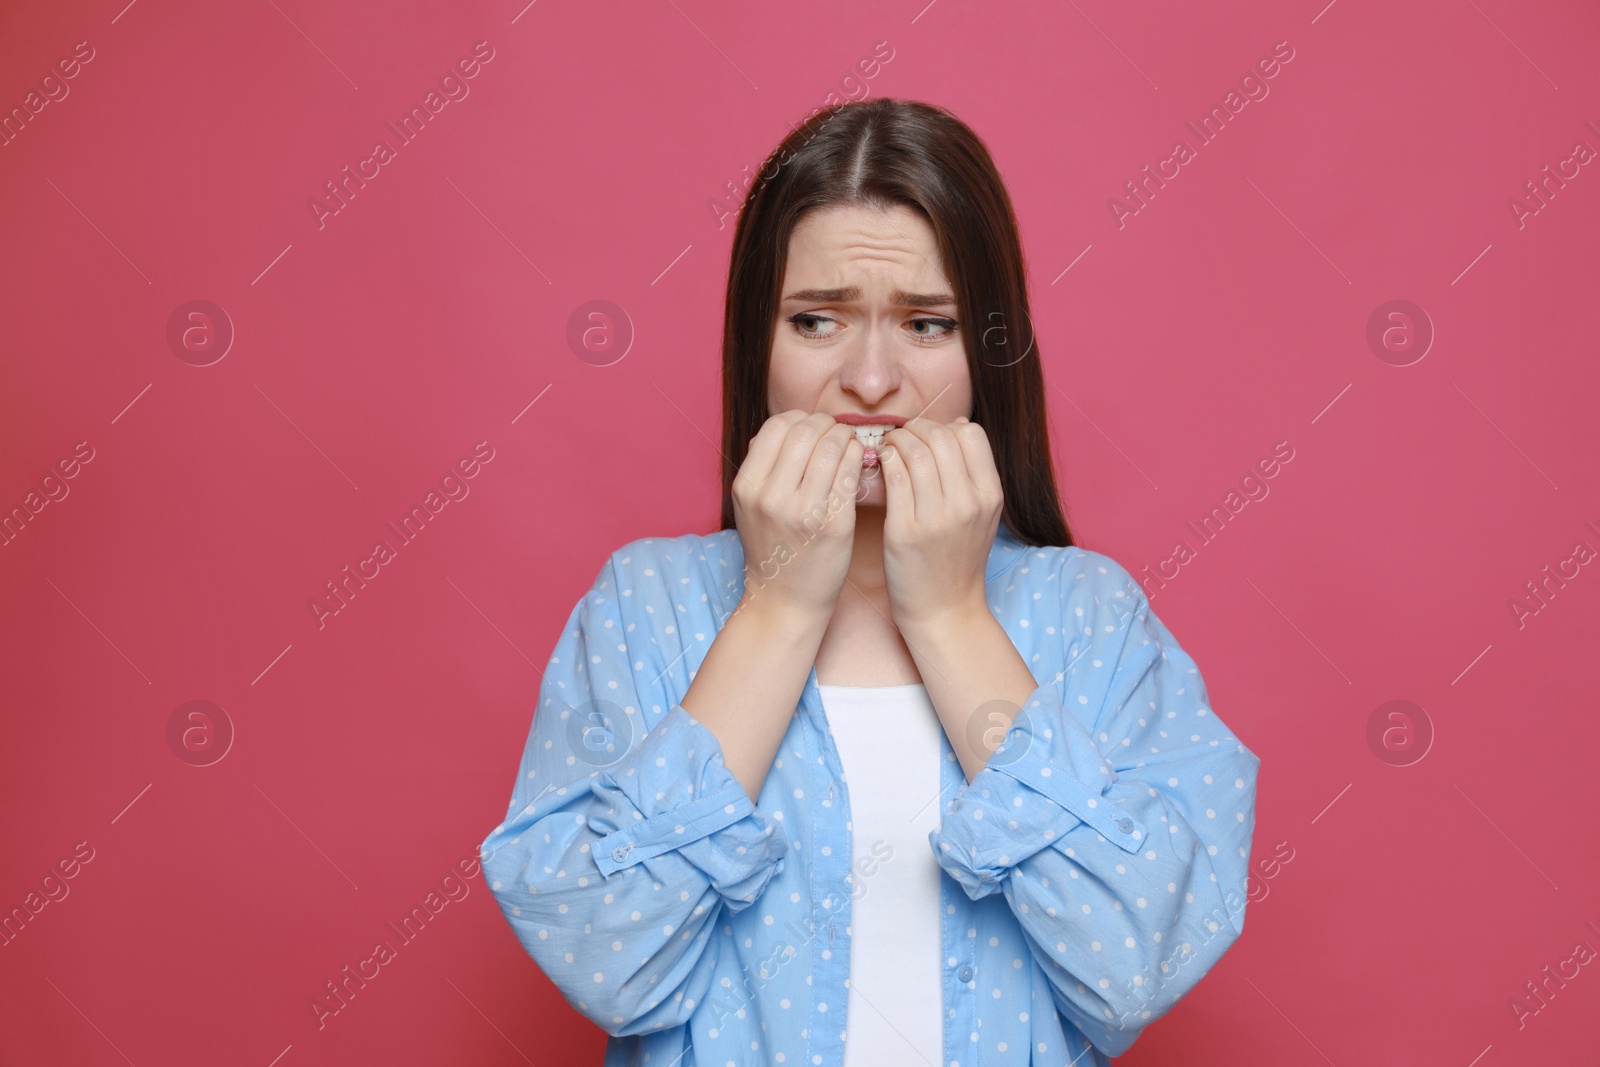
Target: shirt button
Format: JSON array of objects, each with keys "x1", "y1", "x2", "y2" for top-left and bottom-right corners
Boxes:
[
  {"x1": 957, "y1": 965, "x2": 974, "y2": 982},
  {"x1": 1117, "y1": 817, "x2": 1133, "y2": 833},
  {"x1": 612, "y1": 844, "x2": 632, "y2": 862}
]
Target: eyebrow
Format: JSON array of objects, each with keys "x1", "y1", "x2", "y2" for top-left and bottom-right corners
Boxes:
[{"x1": 781, "y1": 286, "x2": 957, "y2": 308}]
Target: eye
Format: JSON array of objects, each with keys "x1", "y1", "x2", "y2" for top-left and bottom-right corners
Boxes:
[
  {"x1": 907, "y1": 316, "x2": 958, "y2": 341},
  {"x1": 787, "y1": 313, "x2": 841, "y2": 339}
]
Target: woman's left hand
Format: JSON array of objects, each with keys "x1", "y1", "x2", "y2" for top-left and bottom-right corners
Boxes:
[{"x1": 878, "y1": 415, "x2": 1005, "y2": 632}]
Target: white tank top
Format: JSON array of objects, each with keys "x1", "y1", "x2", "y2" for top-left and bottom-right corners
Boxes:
[{"x1": 815, "y1": 682, "x2": 945, "y2": 1067}]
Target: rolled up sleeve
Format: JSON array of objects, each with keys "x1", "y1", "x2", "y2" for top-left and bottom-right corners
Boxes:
[
  {"x1": 588, "y1": 703, "x2": 788, "y2": 908},
  {"x1": 931, "y1": 684, "x2": 1149, "y2": 895},
  {"x1": 927, "y1": 553, "x2": 1260, "y2": 1057}
]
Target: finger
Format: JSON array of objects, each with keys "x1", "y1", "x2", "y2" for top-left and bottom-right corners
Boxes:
[
  {"x1": 770, "y1": 412, "x2": 840, "y2": 494},
  {"x1": 877, "y1": 428, "x2": 915, "y2": 521},
  {"x1": 952, "y1": 420, "x2": 1003, "y2": 507},
  {"x1": 882, "y1": 420, "x2": 942, "y2": 524},
  {"x1": 915, "y1": 417, "x2": 978, "y2": 516},
  {"x1": 830, "y1": 434, "x2": 866, "y2": 517},
  {"x1": 737, "y1": 409, "x2": 811, "y2": 491},
  {"x1": 797, "y1": 422, "x2": 856, "y2": 512}
]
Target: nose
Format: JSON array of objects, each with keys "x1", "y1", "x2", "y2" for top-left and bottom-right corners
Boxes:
[{"x1": 837, "y1": 322, "x2": 901, "y2": 406}]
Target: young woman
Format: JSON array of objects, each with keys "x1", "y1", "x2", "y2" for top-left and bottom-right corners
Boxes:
[{"x1": 481, "y1": 98, "x2": 1260, "y2": 1067}]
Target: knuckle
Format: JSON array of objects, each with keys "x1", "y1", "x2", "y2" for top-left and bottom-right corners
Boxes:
[{"x1": 767, "y1": 411, "x2": 803, "y2": 433}]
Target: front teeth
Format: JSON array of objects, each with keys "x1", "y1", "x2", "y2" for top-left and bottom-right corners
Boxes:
[{"x1": 850, "y1": 425, "x2": 894, "y2": 450}]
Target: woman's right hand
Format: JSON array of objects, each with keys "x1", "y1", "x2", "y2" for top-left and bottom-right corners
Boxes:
[{"x1": 730, "y1": 409, "x2": 864, "y2": 620}]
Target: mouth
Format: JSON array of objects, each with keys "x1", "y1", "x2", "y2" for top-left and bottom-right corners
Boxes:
[{"x1": 848, "y1": 425, "x2": 896, "y2": 468}]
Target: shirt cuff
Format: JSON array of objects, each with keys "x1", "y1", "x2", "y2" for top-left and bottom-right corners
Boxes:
[
  {"x1": 929, "y1": 682, "x2": 1150, "y2": 899},
  {"x1": 587, "y1": 704, "x2": 789, "y2": 911}
]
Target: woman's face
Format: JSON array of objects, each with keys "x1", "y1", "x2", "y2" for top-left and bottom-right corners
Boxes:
[{"x1": 767, "y1": 202, "x2": 972, "y2": 508}]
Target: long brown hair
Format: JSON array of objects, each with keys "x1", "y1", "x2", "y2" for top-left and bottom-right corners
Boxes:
[{"x1": 717, "y1": 97, "x2": 1073, "y2": 548}]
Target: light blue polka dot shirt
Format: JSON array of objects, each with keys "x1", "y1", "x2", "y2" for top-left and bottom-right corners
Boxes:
[{"x1": 480, "y1": 522, "x2": 1261, "y2": 1065}]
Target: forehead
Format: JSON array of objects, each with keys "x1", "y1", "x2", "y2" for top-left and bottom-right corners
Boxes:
[{"x1": 783, "y1": 203, "x2": 948, "y2": 284}]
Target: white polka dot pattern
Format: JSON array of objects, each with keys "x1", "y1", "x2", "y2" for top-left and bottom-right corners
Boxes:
[{"x1": 478, "y1": 526, "x2": 1261, "y2": 1066}]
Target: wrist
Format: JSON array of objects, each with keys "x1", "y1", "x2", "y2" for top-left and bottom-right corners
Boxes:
[
  {"x1": 732, "y1": 588, "x2": 833, "y2": 637},
  {"x1": 894, "y1": 590, "x2": 994, "y2": 645}
]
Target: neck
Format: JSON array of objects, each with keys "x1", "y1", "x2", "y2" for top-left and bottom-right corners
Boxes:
[{"x1": 847, "y1": 505, "x2": 887, "y2": 591}]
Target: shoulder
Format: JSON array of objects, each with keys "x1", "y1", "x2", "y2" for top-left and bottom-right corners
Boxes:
[
  {"x1": 1054, "y1": 546, "x2": 1144, "y2": 599},
  {"x1": 1041, "y1": 545, "x2": 1150, "y2": 637},
  {"x1": 1004, "y1": 541, "x2": 1144, "y2": 604},
  {"x1": 986, "y1": 540, "x2": 1146, "y2": 644},
  {"x1": 601, "y1": 529, "x2": 743, "y2": 609},
  {"x1": 592, "y1": 532, "x2": 741, "y2": 697}
]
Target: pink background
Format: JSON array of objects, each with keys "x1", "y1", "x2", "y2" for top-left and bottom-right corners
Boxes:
[{"x1": 3, "y1": 0, "x2": 1598, "y2": 1064}]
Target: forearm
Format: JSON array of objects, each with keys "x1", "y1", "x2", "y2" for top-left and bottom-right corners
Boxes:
[
  {"x1": 680, "y1": 593, "x2": 830, "y2": 802},
  {"x1": 899, "y1": 600, "x2": 1040, "y2": 781}
]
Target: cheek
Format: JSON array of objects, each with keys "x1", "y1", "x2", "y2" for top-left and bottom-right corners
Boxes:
[
  {"x1": 914, "y1": 348, "x2": 972, "y2": 413},
  {"x1": 766, "y1": 336, "x2": 830, "y2": 410}
]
